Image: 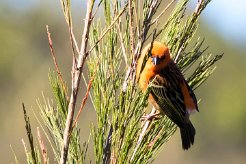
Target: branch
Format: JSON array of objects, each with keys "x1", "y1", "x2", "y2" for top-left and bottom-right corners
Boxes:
[
  {"x1": 116, "y1": 22, "x2": 127, "y2": 64},
  {"x1": 72, "y1": 63, "x2": 98, "y2": 130},
  {"x1": 86, "y1": 3, "x2": 128, "y2": 55},
  {"x1": 131, "y1": 107, "x2": 156, "y2": 161},
  {"x1": 46, "y1": 25, "x2": 69, "y2": 100},
  {"x1": 59, "y1": 0, "x2": 95, "y2": 163},
  {"x1": 122, "y1": 0, "x2": 160, "y2": 92},
  {"x1": 37, "y1": 127, "x2": 48, "y2": 164},
  {"x1": 22, "y1": 103, "x2": 37, "y2": 164},
  {"x1": 150, "y1": 0, "x2": 176, "y2": 25},
  {"x1": 129, "y1": 0, "x2": 135, "y2": 56}
]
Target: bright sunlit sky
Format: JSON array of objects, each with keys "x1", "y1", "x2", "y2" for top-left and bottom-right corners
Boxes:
[
  {"x1": 1, "y1": 0, "x2": 246, "y2": 47},
  {"x1": 201, "y1": 0, "x2": 246, "y2": 47}
]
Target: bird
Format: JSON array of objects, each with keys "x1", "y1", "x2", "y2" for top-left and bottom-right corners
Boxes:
[{"x1": 136, "y1": 41, "x2": 199, "y2": 150}]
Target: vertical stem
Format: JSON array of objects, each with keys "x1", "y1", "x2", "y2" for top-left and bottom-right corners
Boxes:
[
  {"x1": 129, "y1": 0, "x2": 135, "y2": 57},
  {"x1": 131, "y1": 107, "x2": 156, "y2": 161},
  {"x1": 59, "y1": 1, "x2": 95, "y2": 164}
]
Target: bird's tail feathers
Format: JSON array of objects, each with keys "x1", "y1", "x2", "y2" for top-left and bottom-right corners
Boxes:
[{"x1": 180, "y1": 121, "x2": 196, "y2": 150}]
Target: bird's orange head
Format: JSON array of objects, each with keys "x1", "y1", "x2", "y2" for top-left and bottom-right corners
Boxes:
[
  {"x1": 137, "y1": 41, "x2": 171, "y2": 77},
  {"x1": 149, "y1": 42, "x2": 171, "y2": 67}
]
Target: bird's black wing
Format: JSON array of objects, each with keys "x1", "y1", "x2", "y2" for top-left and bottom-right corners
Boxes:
[{"x1": 150, "y1": 74, "x2": 187, "y2": 127}]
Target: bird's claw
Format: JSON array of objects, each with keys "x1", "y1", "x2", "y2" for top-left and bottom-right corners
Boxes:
[{"x1": 141, "y1": 113, "x2": 160, "y2": 121}]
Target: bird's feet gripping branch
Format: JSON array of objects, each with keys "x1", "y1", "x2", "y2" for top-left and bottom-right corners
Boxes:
[{"x1": 136, "y1": 41, "x2": 199, "y2": 150}]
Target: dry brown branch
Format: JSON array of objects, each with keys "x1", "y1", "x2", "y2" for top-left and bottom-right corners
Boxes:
[
  {"x1": 46, "y1": 25, "x2": 69, "y2": 101},
  {"x1": 129, "y1": 0, "x2": 135, "y2": 57},
  {"x1": 134, "y1": 1, "x2": 140, "y2": 37},
  {"x1": 195, "y1": 0, "x2": 203, "y2": 15},
  {"x1": 37, "y1": 127, "x2": 48, "y2": 164},
  {"x1": 72, "y1": 63, "x2": 98, "y2": 130},
  {"x1": 131, "y1": 107, "x2": 156, "y2": 161},
  {"x1": 68, "y1": 25, "x2": 79, "y2": 66},
  {"x1": 70, "y1": 31, "x2": 80, "y2": 57},
  {"x1": 59, "y1": 0, "x2": 95, "y2": 163}
]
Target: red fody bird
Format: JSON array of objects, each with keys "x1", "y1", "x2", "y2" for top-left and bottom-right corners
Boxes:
[{"x1": 137, "y1": 41, "x2": 199, "y2": 150}]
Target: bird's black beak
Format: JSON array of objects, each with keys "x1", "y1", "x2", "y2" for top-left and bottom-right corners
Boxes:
[{"x1": 152, "y1": 57, "x2": 159, "y2": 65}]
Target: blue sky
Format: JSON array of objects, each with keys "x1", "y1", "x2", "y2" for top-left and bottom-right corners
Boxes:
[
  {"x1": 201, "y1": 0, "x2": 246, "y2": 47},
  {"x1": 1, "y1": 0, "x2": 246, "y2": 48}
]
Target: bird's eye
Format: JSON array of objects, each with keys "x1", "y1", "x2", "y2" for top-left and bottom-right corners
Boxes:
[
  {"x1": 151, "y1": 54, "x2": 167, "y2": 65},
  {"x1": 161, "y1": 55, "x2": 166, "y2": 60}
]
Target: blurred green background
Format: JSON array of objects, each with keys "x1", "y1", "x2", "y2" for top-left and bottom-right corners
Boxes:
[{"x1": 0, "y1": 0, "x2": 246, "y2": 163}]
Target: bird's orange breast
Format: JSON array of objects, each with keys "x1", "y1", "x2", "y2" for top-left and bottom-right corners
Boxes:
[{"x1": 138, "y1": 59, "x2": 157, "y2": 91}]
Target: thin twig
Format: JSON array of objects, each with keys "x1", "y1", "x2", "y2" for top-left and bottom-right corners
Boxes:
[
  {"x1": 134, "y1": 0, "x2": 140, "y2": 38},
  {"x1": 32, "y1": 103, "x2": 59, "y2": 162},
  {"x1": 60, "y1": 0, "x2": 95, "y2": 164},
  {"x1": 147, "y1": 128, "x2": 163, "y2": 148},
  {"x1": 129, "y1": 0, "x2": 135, "y2": 57},
  {"x1": 70, "y1": 30, "x2": 81, "y2": 57},
  {"x1": 60, "y1": 0, "x2": 72, "y2": 26},
  {"x1": 22, "y1": 103, "x2": 37, "y2": 164},
  {"x1": 46, "y1": 25, "x2": 69, "y2": 101},
  {"x1": 68, "y1": 25, "x2": 79, "y2": 66},
  {"x1": 116, "y1": 18, "x2": 127, "y2": 64},
  {"x1": 91, "y1": 0, "x2": 103, "y2": 20},
  {"x1": 150, "y1": 0, "x2": 176, "y2": 25},
  {"x1": 175, "y1": 44, "x2": 185, "y2": 63},
  {"x1": 123, "y1": 0, "x2": 160, "y2": 93},
  {"x1": 71, "y1": 63, "x2": 98, "y2": 130},
  {"x1": 37, "y1": 127, "x2": 48, "y2": 164},
  {"x1": 103, "y1": 124, "x2": 113, "y2": 164},
  {"x1": 195, "y1": 0, "x2": 203, "y2": 15},
  {"x1": 131, "y1": 107, "x2": 156, "y2": 161},
  {"x1": 86, "y1": 2, "x2": 128, "y2": 55},
  {"x1": 22, "y1": 139, "x2": 28, "y2": 158},
  {"x1": 82, "y1": 73, "x2": 96, "y2": 111}
]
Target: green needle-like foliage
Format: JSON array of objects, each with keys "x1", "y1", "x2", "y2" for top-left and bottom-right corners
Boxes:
[
  {"x1": 18, "y1": 0, "x2": 223, "y2": 164},
  {"x1": 22, "y1": 103, "x2": 40, "y2": 164}
]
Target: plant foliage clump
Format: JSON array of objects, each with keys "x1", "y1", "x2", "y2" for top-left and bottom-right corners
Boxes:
[{"x1": 17, "y1": 0, "x2": 222, "y2": 164}]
